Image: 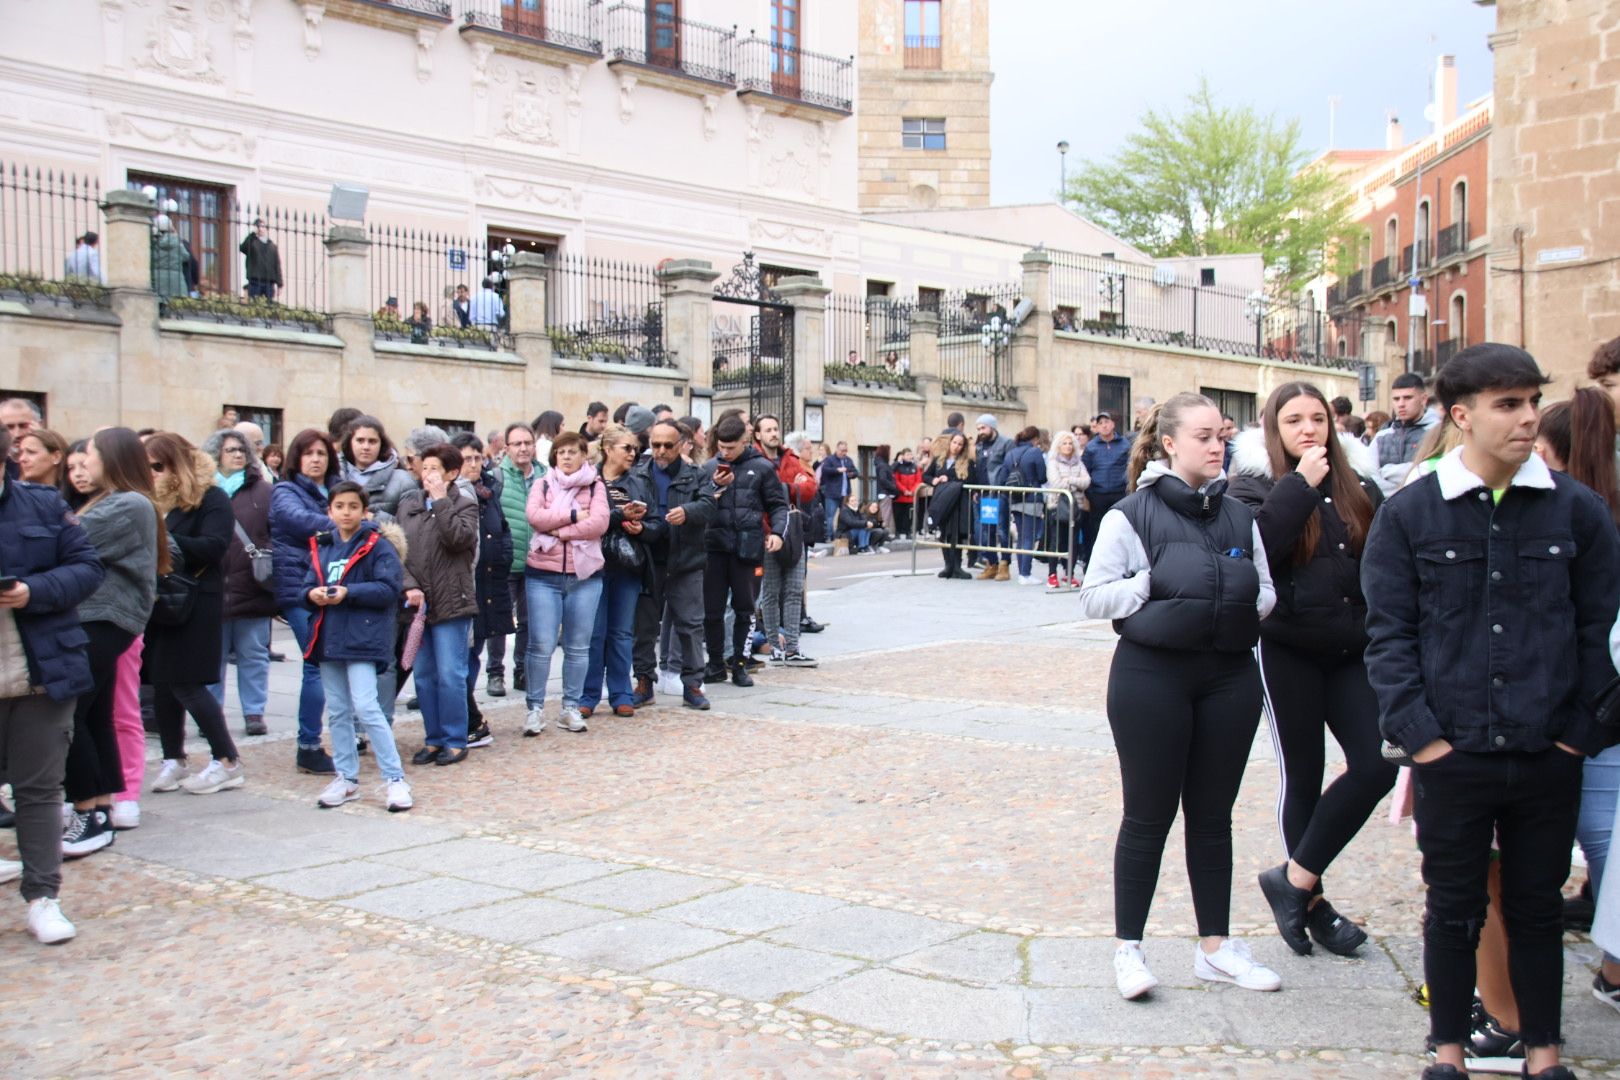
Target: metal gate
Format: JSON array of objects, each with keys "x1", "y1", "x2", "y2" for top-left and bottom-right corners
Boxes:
[{"x1": 714, "y1": 253, "x2": 795, "y2": 424}]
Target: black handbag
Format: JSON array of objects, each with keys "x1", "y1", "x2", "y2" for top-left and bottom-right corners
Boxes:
[
  {"x1": 150, "y1": 571, "x2": 199, "y2": 627},
  {"x1": 775, "y1": 508, "x2": 806, "y2": 569},
  {"x1": 603, "y1": 529, "x2": 644, "y2": 572}
]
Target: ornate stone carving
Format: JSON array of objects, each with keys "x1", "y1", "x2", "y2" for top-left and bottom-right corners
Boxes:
[
  {"x1": 136, "y1": 0, "x2": 223, "y2": 83},
  {"x1": 108, "y1": 111, "x2": 253, "y2": 158},
  {"x1": 499, "y1": 70, "x2": 556, "y2": 146},
  {"x1": 101, "y1": 0, "x2": 126, "y2": 71},
  {"x1": 616, "y1": 71, "x2": 636, "y2": 123},
  {"x1": 472, "y1": 175, "x2": 577, "y2": 212},
  {"x1": 702, "y1": 94, "x2": 718, "y2": 142},
  {"x1": 564, "y1": 63, "x2": 584, "y2": 155},
  {"x1": 414, "y1": 25, "x2": 436, "y2": 83},
  {"x1": 299, "y1": 3, "x2": 324, "y2": 60}
]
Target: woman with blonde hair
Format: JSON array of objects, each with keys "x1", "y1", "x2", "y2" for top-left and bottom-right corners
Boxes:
[
  {"x1": 579, "y1": 425, "x2": 654, "y2": 718},
  {"x1": 922, "y1": 431, "x2": 976, "y2": 578},
  {"x1": 15, "y1": 428, "x2": 67, "y2": 487},
  {"x1": 143, "y1": 432, "x2": 244, "y2": 796}
]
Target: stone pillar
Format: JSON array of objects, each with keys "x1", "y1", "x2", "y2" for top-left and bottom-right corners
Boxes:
[
  {"x1": 909, "y1": 309, "x2": 943, "y2": 435},
  {"x1": 324, "y1": 225, "x2": 373, "y2": 408},
  {"x1": 1016, "y1": 249, "x2": 1054, "y2": 422},
  {"x1": 101, "y1": 189, "x2": 159, "y2": 425},
  {"x1": 506, "y1": 250, "x2": 554, "y2": 414},
  {"x1": 775, "y1": 275, "x2": 831, "y2": 431},
  {"x1": 657, "y1": 259, "x2": 720, "y2": 387}
]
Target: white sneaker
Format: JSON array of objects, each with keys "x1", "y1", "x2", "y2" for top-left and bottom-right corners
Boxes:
[
  {"x1": 109, "y1": 801, "x2": 140, "y2": 830},
  {"x1": 316, "y1": 776, "x2": 359, "y2": 808},
  {"x1": 0, "y1": 858, "x2": 20, "y2": 885},
  {"x1": 151, "y1": 759, "x2": 189, "y2": 793},
  {"x1": 27, "y1": 897, "x2": 75, "y2": 945},
  {"x1": 384, "y1": 778, "x2": 413, "y2": 813},
  {"x1": 1114, "y1": 941, "x2": 1159, "y2": 1000},
  {"x1": 60, "y1": 801, "x2": 73, "y2": 829},
  {"x1": 558, "y1": 706, "x2": 588, "y2": 733},
  {"x1": 182, "y1": 759, "x2": 245, "y2": 795},
  {"x1": 523, "y1": 706, "x2": 546, "y2": 737},
  {"x1": 657, "y1": 671, "x2": 683, "y2": 696},
  {"x1": 1193, "y1": 938, "x2": 1281, "y2": 991},
  {"x1": 1016, "y1": 574, "x2": 1040, "y2": 586}
]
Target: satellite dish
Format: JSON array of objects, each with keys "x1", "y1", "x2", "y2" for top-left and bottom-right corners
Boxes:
[
  {"x1": 1151, "y1": 265, "x2": 1177, "y2": 287},
  {"x1": 1422, "y1": 103, "x2": 1438, "y2": 124}
]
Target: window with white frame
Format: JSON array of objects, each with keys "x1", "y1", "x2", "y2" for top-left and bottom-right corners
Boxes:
[{"x1": 902, "y1": 118, "x2": 946, "y2": 150}]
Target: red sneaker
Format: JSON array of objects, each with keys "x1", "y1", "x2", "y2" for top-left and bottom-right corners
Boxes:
[{"x1": 1046, "y1": 573, "x2": 1060, "y2": 589}]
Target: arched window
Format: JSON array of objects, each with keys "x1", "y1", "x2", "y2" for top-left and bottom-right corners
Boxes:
[
  {"x1": 1452, "y1": 180, "x2": 1468, "y2": 228},
  {"x1": 1451, "y1": 292, "x2": 1466, "y2": 345},
  {"x1": 1384, "y1": 217, "x2": 1399, "y2": 260}
]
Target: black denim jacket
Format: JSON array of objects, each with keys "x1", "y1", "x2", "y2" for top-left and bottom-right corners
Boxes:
[{"x1": 1361, "y1": 450, "x2": 1620, "y2": 755}]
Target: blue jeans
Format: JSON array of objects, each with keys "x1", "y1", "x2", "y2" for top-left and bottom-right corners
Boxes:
[
  {"x1": 321, "y1": 660, "x2": 404, "y2": 782},
  {"x1": 821, "y1": 494, "x2": 843, "y2": 543},
  {"x1": 281, "y1": 606, "x2": 325, "y2": 749},
  {"x1": 1579, "y1": 743, "x2": 1620, "y2": 963},
  {"x1": 582, "y1": 568, "x2": 640, "y2": 710},
  {"x1": 849, "y1": 527, "x2": 870, "y2": 550},
  {"x1": 415, "y1": 616, "x2": 471, "y2": 750},
  {"x1": 976, "y1": 502, "x2": 1007, "y2": 566},
  {"x1": 525, "y1": 569, "x2": 604, "y2": 710},
  {"x1": 1015, "y1": 510, "x2": 1045, "y2": 578},
  {"x1": 210, "y1": 617, "x2": 271, "y2": 716}
]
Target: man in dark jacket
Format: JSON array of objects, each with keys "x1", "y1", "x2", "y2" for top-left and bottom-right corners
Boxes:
[
  {"x1": 973, "y1": 415, "x2": 1014, "y2": 578},
  {"x1": 453, "y1": 434, "x2": 512, "y2": 747},
  {"x1": 239, "y1": 218, "x2": 283, "y2": 301},
  {"x1": 633, "y1": 418, "x2": 717, "y2": 708},
  {"x1": 1080, "y1": 410, "x2": 1133, "y2": 571},
  {"x1": 1362, "y1": 344, "x2": 1620, "y2": 1078},
  {"x1": 817, "y1": 441, "x2": 857, "y2": 545},
  {"x1": 0, "y1": 429, "x2": 105, "y2": 944},
  {"x1": 702, "y1": 415, "x2": 788, "y2": 688}
]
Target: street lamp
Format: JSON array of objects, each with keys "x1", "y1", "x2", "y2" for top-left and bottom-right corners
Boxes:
[
  {"x1": 1244, "y1": 290, "x2": 1268, "y2": 358},
  {"x1": 981, "y1": 311, "x2": 1012, "y2": 386},
  {"x1": 1056, "y1": 140, "x2": 1070, "y2": 203},
  {"x1": 1097, "y1": 270, "x2": 1125, "y2": 331}
]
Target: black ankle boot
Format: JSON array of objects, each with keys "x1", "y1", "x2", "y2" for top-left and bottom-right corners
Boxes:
[{"x1": 729, "y1": 658, "x2": 755, "y2": 687}]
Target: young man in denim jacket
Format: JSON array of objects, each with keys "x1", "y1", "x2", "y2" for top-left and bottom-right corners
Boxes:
[{"x1": 1362, "y1": 344, "x2": 1620, "y2": 1080}]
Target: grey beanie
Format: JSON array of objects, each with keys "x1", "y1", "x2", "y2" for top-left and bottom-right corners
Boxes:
[
  {"x1": 624, "y1": 406, "x2": 656, "y2": 435},
  {"x1": 976, "y1": 413, "x2": 997, "y2": 430}
]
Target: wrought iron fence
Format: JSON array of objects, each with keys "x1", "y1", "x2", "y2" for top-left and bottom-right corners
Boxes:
[
  {"x1": 1404, "y1": 239, "x2": 1430, "y2": 274},
  {"x1": 824, "y1": 292, "x2": 914, "y2": 392},
  {"x1": 459, "y1": 0, "x2": 602, "y2": 54},
  {"x1": 737, "y1": 33, "x2": 853, "y2": 113},
  {"x1": 605, "y1": 4, "x2": 735, "y2": 83},
  {"x1": 1435, "y1": 221, "x2": 1468, "y2": 261},
  {"x1": 1345, "y1": 269, "x2": 1366, "y2": 300},
  {"x1": 0, "y1": 162, "x2": 109, "y2": 307},
  {"x1": 386, "y1": 0, "x2": 452, "y2": 17},
  {"x1": 1435, "y1": 336, "x2": 1460, "y2": 370},
  {"x1": 157, "y1": 201, "x2": 330, "y2": 330},
  {"x1": 367, "y1": 225, "x2": 505, "y2": 351},
  {"x1": 1050, "y1": 250, "x2": 1364, "y2": 369},
  {"x1": 933, "y1": 283, "x2": 1019, "y2": 399},
  {"x1": 1370, "y1": 255, "x2": 1398, "y2": 290},
  {"x1": 546, "y1": 253, "x2": 665, "y2": 366}
]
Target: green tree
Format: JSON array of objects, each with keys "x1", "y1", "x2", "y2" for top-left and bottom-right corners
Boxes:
[{"x1": 1065, "y1": 79, "x2": 1355, "y2": 293}]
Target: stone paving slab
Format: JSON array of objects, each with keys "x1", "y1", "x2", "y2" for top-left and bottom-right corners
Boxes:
[
  {"x1": 891, "y1": 930, "x2": 1026, "y2": 985},
  {"x1": 1026, "y1": 985, "x2": 1235, "y2": 1045},
  {"x1": 250, "y1": 860, "x2": 429, "y2": 900},
  {"x1": 427, "y1": 896, "x2": 618, "y2": 944},
  {"x1": 793, "y1": 968, "x2": 1028, "y2": 1043},
  {"x1": 655, "y1": 883, "x2": 848, "y2": 934},
  {"x1": 544, "y1": 867, "x2": 732, "y2": 912},
  {"x1": 439, "y1": 850, "x2": 624, "y2": 892},
  {"x1": 337, "y1": 878, "x2": 523, "y2": 919},
  {"x1": 767, "y1": 905, "x2": 971, "y2": 961},
  {"x1": 531, "y1": 916, "x2": 735, "y2": 971},
  {"x1": 646, "y1": 939, "x2": 866, "y2": 1001}
]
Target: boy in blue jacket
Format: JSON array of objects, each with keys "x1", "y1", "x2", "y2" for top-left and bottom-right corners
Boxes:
[{"x1": 301, "y1": 482, "x2": 413, "y2": 812}]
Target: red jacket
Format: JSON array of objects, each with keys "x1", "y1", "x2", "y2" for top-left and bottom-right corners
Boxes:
[
  {"x1": 895, "y1": 467, "x2": 924, "y2": 505},
  {"x1": 760, "y1": 444, "x2": 818, "y2": 509}
]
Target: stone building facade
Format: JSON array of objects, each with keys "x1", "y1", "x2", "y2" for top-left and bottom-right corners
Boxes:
[{"x1": 1481, "y1": 0, "x2": 1620, "y2": 386}]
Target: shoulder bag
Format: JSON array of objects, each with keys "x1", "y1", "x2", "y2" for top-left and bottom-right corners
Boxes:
[{"x1": 233, "y1": 520, "x2": 275, "y2": 587}]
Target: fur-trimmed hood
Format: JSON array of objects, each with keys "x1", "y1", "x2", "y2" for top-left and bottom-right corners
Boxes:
[
  {"x1": 1228, "y1": 426, "x2": 1377, "y2": 484},
  {"x1": 376, "y1": 520, "x2": 408, "y2": 563},
  {"x1": 153, "y1": 448, "x2": 218, "y2": 514}
]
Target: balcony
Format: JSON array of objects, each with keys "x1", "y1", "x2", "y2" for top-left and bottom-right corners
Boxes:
[
  {"x1": 605, "y1": 4, "x2": 736, "y2": 92},
  {"x1": 1435, "y1": 336, "x2": 1460, "y2": 371},
  {"x1": 1370, "y1": 255, "x2": 1400, "y2": 290},
  {"x1": 1326, "y1": 283, "x2": 1344, "y2": 310},
  {"x1": 459, "y1": 0, "x2": 603, "y2": 63},
  {"x1": 323, "y1": 0, "x2": 453, "y2": 35},
  {"x1": 1435, "y1": 221, "x2": 1470, "y2": 262},
  {"x1": 1403, "y1": 239, "x2": 1430, "y2": 275},
  {"x1": 1345, "y1": 269, "x2": 1366, "y2": 301},
  {"x1": 904, "y1": 34, "x2": 941, "y2": 69},
  {"x1": 737, "y1": 33, "x2": 853, "y2": 117}
]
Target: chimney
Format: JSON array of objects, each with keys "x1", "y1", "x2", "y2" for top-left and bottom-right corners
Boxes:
[
  {"x1": 1385, "y1": 113, "x2": 1403, "y2": 151},
  {"x1": 1433, "y1": 54, "x2": 1458, "y2": 131}
]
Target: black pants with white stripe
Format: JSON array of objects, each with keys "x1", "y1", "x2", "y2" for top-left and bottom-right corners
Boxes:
[{"x1": 1258, "y1": 639, "x2": 1395, "y2": 877}]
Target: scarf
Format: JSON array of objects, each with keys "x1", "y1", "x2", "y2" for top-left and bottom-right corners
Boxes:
[
  {"x1": 533, "y1": 463, "x2": 599, "y2": 559},
  {"x1": 1051, "y1": 449, "x2": 1080, "y2": 469},
  {"x1": 217, "y1": 470, "x2": 246, "y2": 498}
]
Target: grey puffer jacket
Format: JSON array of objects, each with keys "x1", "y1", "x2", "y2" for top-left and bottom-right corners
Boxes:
[
  {"x1": 344, "y1": 453, "x2": 417, "y2": 520},
  {"x1": 75, "y1": 490, "x2": 158, "y2": 635}
]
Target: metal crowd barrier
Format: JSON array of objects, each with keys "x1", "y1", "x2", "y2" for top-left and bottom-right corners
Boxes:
[{"x1": 909, "y1": 483, "x2": 1080, "y2": 576}]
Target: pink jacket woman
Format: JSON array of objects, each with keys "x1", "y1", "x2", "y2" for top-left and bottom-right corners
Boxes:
[{"x1": 525, "y1": 461, "x2": 610, "y2": 577}]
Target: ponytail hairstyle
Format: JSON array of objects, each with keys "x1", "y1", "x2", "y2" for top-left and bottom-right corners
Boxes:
[
  {"x1": 1540, "y1": 387, "x2": 1620, "y2": 524},
  {"x1": 1260, "y1": 381, "x2": 1376, "y2": 562},
  {"x1": 82, "y1": 426, "x2": 172, "y2": 575},
  {"x1": 1126, "y1": 392, "x2": 1217, "y2": 491}
]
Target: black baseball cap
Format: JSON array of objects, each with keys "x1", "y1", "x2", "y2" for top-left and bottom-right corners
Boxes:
[{"x1": 1093, "y1": 410, "x2": 1117, "y2": 423}]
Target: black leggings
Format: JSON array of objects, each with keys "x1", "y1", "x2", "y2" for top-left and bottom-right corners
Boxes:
[
  {"x1": 1107, "y1": 638, "x2": 1262, "y2": 940},
  {"x1": 895, "y1": 502, "x2": 913, "y2": 538},
  {"x1": 1257, "y1": 640, "x2": 1396, "y2": 877},
  {"x1": 64, "y1": 621, "x2": 136, "y2": 804},
  {"x1": 154, "y1": 682, "x2": 239, "y2": 763},
  {"x1": 704, "y1": 551, "x2": 759, "y2": 665}
]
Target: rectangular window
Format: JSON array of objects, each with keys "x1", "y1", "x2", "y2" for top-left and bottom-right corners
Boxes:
[
  {"x1": 760, "y1": 262, "x2": 814, "y2": 289},
  {"x1": 501, "y1": 0, "x2": 543, "y2": 40},
  {"x1": 0, "y1": 390, "x2": 46, "y2": 426},
  {"x1": 1098, "y1": 375, "x2": 1131, "y2": 430},
  {"x1": 227, "y1": 404, "x2": 283, "y2": 449},
  {"x1": 902, "y1": 118, "x2": 947, "y2": 150},
  {"x1": 1199, "y1": 267, "x2": 1216, "y2": 287},
  {"x1": 648, "y1": 0, "x2": 680, "y2": 68},
  {"x1": 427, "y1": 418, "x2": 475, "y2": 438},
  {"x1": 128, "y1": 171, "x2": 232, "y2": 296},
  {"x1": 916, "y1": 285, "x2": 943, "y2": 312},
  {"x1": 864, "y1": 279, "x2": 894, "y2": 298},
  {"x1": 1200, "y1": 387, "x2": 1257, "y2": 429},
  {"x1": 770, "y1": 0, "x2": 801, "y2": 97},
  {"x1": 903, "y1": 0, "x2": 941, "y2": 68}
]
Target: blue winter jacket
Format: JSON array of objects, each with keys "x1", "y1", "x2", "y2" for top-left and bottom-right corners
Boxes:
[
  {"x1": 0, "y1": 479, "x2": 105, "y2": 701},
  {"x1": 270, "y1": 474, "x2": 335, "y2": 610},
  {"x1": 1082, "y1": 432, "x2": 1134, "y2": 496},
  {"x1": 996, "y1": 439, "x2": 1049, "y2": 514},
  {"x1": 297, "y1": 520, "x2": 405, "y2": 667}
]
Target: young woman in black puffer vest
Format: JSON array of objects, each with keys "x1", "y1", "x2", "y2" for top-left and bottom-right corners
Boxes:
[
  {"x1": 1227, "y1": 381, "x2": 1392, "y2": 963},
  {"x1": 1078, "y1": 392, "x2": 1279, "y2": 1002}
]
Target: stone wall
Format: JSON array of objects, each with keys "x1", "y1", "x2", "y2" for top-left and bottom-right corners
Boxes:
[{"x1": 1486, "y1": 0, "x2": 1620, "y2": 384}]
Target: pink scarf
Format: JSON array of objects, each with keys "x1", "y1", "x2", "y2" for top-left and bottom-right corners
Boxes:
[{"x1": 533, "y1": 462, "x2": 599, "y2": 558}]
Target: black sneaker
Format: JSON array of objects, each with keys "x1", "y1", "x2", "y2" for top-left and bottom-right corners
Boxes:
[
  {"x1": 410, "y1": 746, "x2": 439, "y2": 766},
  {"x1": 800, "y1": 617, "x2": 825, "y2": 634},
  {"x1": 512, "y1": 669, "x2": 527, "y2": 693},
  {"x1": 1594, "y1": 970, "x2": 1620, "y2": 1014},
  {"x1": 1464, "y1": 998, "x2": 1524, "y2": 1075},
  {"x1": 243, "y1": 714, "x2": 268, "y2": 737},
  {"x1": 702, "y1": 661, "x2": 727, "y2": 685},
  {"x1": 783, "y1": 651, "x2": 819, "y2": 668},
  {"x1": 1305, "y1": 898, "x2": 1368, "y2": 956},
  {"x1": 62, "y1": 809, "x2": 115, "y2": 860},
  {"x1": 296, "y1": 746, "x2": 337, "y2": 775},
  {"x1": 1420, "y1": 1067, "x2": 1468, "y2": 1080},
  {"x1": 434, "y1": 747, "x2": 468, "y2": 766},
  {"x1": 1523, "y1": 1068, "x2": 1578, "y2": 1080},
  {"x1": 406, "y1": 696, "x2": 420, "y2": 711},
  {"x1": 356, "y1": 734, "x2": 369, "y2": 756},
  {"x1": 1257, "y1": 863, "x2": 1312, "y2": 955},
  {"x1": 729, "y1": 659, "x2": 755, "y2": 688},
  {"x1": 467, "y1": 722, "x2": 494, "y2": 749}
]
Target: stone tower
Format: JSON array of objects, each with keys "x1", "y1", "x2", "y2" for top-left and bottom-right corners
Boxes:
[{"x1": 858, "y1": 0, "x2": 993, "y2": 211}]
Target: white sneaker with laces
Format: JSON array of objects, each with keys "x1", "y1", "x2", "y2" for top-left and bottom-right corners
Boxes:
[
  {"x1": 109, "y1": 801, "x2": 140, "y2": 830},
  {"x1": 558, "y1": 705, "x2": 588, "y2": 733},
  {"x1": 1114, "y1": 941, "x2": 1159, "y2": 1000},
  {"x1": 27, "y1": 897, "x2": 75, "y2": 944},
  {"x1": 1193, "y1": 938, "x2": 1281, "y2": 991},
  {"x1": 151, "y1": 759, "x2": 189, "y2": 793},
  {"x1": 0, "y1": 858, "x2": 20, "y2": 885},
  {"x1": 316, "y1": 777, "x2": 359, "y2": 808},
  {"x1": 523, "y1": 706, "x2": 546, "y2": 737},
  {"x1": 182, "y1": 759, "x2": 245, "y2": 795},
  {"x1": 384, "y1": 778, "x2": 413, "y2": 813}
]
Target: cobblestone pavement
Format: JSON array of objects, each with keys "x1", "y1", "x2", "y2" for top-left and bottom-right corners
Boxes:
[{"x1": 3, "y1": 573, "x2": 1618, "y2": 1078}]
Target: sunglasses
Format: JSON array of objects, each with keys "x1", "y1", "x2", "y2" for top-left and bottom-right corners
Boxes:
[
  {"x1": 649, "y1": 441, "x2": 678, "y2": 450},
  {"x1": 148, "y1": 461, "x2": 165, "y2": 473}
]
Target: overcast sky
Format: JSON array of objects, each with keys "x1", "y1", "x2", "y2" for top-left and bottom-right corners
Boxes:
[{"x1": 989, "y1": 0, "x2": 1498, "y2": 205}]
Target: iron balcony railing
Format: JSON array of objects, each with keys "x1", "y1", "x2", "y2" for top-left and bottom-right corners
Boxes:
[
  {"x1": 1326, "y1": 283, "x2": 1344, "y2": 310},
  {"x1": 459, "y1": 0, "x2": 602, "y2": 55},
  {"x1": 903, "y1": 34, "x2": 941, "y2": 69},
  {"x1": 1370, "y1": 255, "x2": 1400, "y2": 290},
  {"x1": 1435, "y1": 336, "x2": 1460, "y2": 370},
  {"x1": 1403, "y1": 239, "x2": 1430, "y2": 274},
  {"x1": 1345, "y1": 269, "x2": 1366, "y2": 300},
  {"x1": 1436, "y1": 221, "x2": 1469, "y2": 261},
  {"x1": 376, "y1": 0, "x2": 452, "y2": 18},
  {"x1": 605, "y1": 4, "x2": 735, "y2": 84},
  {"x1": 738, "y1": 33, "x2": 853, "y2": 113}
]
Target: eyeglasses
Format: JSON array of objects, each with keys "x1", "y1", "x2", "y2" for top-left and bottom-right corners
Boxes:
[
  {"x1": 148, "y1": 461, "x2": 165, "y2": 473},
  {"x1": 222, "y1": 445, "x2": 246, "y2": 454},
  {"x1": 649, "y1": 441, "x2": 678, "y2": 450}
]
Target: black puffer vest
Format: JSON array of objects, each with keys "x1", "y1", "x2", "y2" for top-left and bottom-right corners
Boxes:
[{"x1": 1113, "y1": 473, "x2": 1262, "y2": 653}]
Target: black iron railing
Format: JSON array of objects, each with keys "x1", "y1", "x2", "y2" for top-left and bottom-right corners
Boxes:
[
  {"x1": 1370, "y1": 255, "x2": 1399, "y2": 290},
  {"x1": 1436, "y1": 221, "x2": 1469, "y2": 261},
  {"x1": 825, "y1": 293, "x2": 914, "y2": 391},
  {"x1": 459, "y1": 0, "x2": 602, "y2": 54},
  {"x1": 368, "y1": 225, "x2": 505, "y2": 351},
  {"x1": 0, "y1": 162, "x2": 109, "y2": 307},
  {"x1": 1326, "y1": 283, "x2": 1344, "y2": 310},
  {"x1": 546, "y1": 253, "x2": 666, "y2": 366},
  {"x1": 1435, "y1": 336, "x2": 1460, "y2": 370},
  {"x1": 1345, "y1": 269, "x2": 1366, "y2": 300},
  {"x1": 904, "y1": 34, "x2": 941, "y2": 69},
  {"x1": 934, "y1": 283, "x2": 1019, "y2": 399},
  {"x1": 158, "y1": 201, "x2": 330, "y2": 331},
  {"x1": 374, "y1": 0, "x2": 452, "y2": 18},
  {"x1": 1404, "y1": 239, "x2": 1430, "y2": 274},
  {"x1": 738, "y1": 33, "x2": 852, "y2": 113},
  {"x1": 605, "y1": 4, "x2": 735, "y2": 83}
]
